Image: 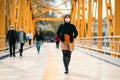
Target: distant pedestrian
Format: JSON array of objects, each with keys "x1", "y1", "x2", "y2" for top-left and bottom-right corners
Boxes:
[
  {"x1": 6, "y1": 25, "x2": 18, "y2": 57},
  {"x1": 54, "y1": 35, "x2": 60, "y2": 48},
  {"x1": 57, "y1": 14, "x2": 78, "y2": 74},
  {"x1": 33, "y1": 28, "x2": 44, "y2": 54},
  {"x1": 18, "y1": 27, "x2": 27, "y2": 57},
  {"x1": 27, "y1": 31, "x2": 32, "y2": 46}
]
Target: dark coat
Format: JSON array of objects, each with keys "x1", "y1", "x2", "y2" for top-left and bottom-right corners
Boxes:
[
  {"x1": 57, "y1": 23, "x2": 78, "y2": 43},
  {"x1": 6, "y1": 30, "x2": 18, "y2": 44},
  {"x1": 17, "y1": 31, "x2": 27, "y2": 43},
  {"x1": 33, "y1": 32, "x2": 44, "y2": 41}
]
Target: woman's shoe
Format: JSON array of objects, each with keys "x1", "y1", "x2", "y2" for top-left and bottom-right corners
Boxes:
[
  {"x1": 64, "y1": 71, "x2": 69, "y2": 74},
  {"x1": 64, "y1": 68, "x2": 69, "y2": 74},
  {"x1": 20, "y1": 53, "x2": 22, "y2": 57}
]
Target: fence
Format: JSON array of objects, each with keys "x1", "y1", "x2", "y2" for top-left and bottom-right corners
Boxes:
[{"x1": 77, "y1": 36, "x2": 120, "y2": 58}]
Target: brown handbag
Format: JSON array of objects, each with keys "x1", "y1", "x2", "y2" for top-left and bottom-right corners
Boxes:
[{"x1": 64, "y1": 34, "x2": 70, "y2": 43}]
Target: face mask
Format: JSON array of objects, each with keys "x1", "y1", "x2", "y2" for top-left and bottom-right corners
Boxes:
[
  {"x1": 20, "y1": 29, "x2": 23, "y2": 31},
  {"x1": 10, "y1": 28, "x2": 13, "y2": 30},
  {"x1": 65, "y1": 18, "x2": 70, "y2": 23}
]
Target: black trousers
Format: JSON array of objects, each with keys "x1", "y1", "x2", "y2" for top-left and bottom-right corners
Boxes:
[
  {"x1": 19, "y1": 43, "x2": 24, "y2": 54},
  {"x1": 62, "y1": 50, "x2": 71, "y2": 72},
  {"x1": 9, "y1": 43, "x2": 16, "y2": 57},
  {"x1": 29, "y1": 39, "x2": 31, "y2": 46},
  {"x1": 56, "y1": 41, "x2": 59, "y2": 48}
]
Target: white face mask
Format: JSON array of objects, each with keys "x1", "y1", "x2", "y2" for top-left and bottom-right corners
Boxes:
[
  {"x1": 10, "y1": 28, "x2": 13, "y2": 30},
  {"x1": 65, "y1": 18, "x2": 70, "y2": 23},
  {"x1": 20, "y1": 28, "x2": 23, "y2": 31}
]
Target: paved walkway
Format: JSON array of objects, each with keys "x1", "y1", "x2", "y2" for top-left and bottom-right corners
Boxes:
[{"x1": 0, "y1": 43, "x2": 120, "y2": 80}]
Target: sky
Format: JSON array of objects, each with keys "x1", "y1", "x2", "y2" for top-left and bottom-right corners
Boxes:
[{"x1": 55, "y1": 0, "x2": 115, "y2": 18}]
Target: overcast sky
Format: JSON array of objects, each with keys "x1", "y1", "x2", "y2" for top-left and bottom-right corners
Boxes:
[{"x1": 54, "y1": 0, "x2": 114, "y2": 18}]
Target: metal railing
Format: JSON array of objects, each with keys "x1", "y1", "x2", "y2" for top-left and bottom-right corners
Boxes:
[
  {"x1": 77, "y1": 36, "x2": 120, "y2": 55},
  {"x1": 0, "y1": 35, "x2": 8, "y2": 52},
  {"x1": 0, "y1": 35, "x2": 35, "y2": 53}
]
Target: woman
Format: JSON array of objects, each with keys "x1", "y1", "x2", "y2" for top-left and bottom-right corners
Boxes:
[
  {"x1": 57, "y1": 14, "x2": 78, "y2": 74},
  {"x1": 33, "y1": 28, "x2": 44, "y2": 54},
  {"x1": 18, "y1": 27, "x2": 27, "y2": 57},
  {"x1": 27, "y1": 31, "x2": 32, "y2": 46}
]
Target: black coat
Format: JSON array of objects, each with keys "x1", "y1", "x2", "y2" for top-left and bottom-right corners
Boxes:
[
  {"x1": 33, "y1": 32, "x2": 44, "y2": 41},
  {"x1": 57, "y1": 23, "x2": 78, "y2": 43},
  {"x1": 6, "y1": 30, "x2": 18, "y2": 44}
]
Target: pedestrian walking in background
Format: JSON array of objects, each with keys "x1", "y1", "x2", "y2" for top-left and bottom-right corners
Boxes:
[
  {"x1": 6, "y1": 25, "x2": 18, "y2": 57},
  {"x1": 33, "y1": 28, "x2": 44, "y2": 54},
  {"x1": 54, "y1": 35, "x2": 60, "y2": 48},
  {"x1": 27, "y1": 31, "x2": 32, "y2": 47},
  {"x1": 18, "y1": 27, "x2": 27, "y2": 57},
  {"x1": 57, "y1": 14, "x2": 78, "y2": 74}
]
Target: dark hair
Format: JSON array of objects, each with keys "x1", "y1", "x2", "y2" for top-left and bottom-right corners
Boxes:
[{"x1": 64, "y1": 14, "x2": 71, "y2": 19}]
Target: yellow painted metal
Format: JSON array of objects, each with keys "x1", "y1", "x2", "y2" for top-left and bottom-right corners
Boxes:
[
  {"x1": 34, "y1": 0, "x2": 70, "y2": 17},
  {"x1": 70, "y1": 0, "x2": 77, "y2": 26},
  {"x1": 113, "y1": 0, "x2": 120, "y2": 54},
  {"x1": 32, "y1": 8, "x2": 71, "y2": 12},
  {"x1": 97, "y1": 0, "x2": 102, "y2": 50},
  {"x1": 0, "y1": 0, "x2": 6, "y2": 51},
  {"x1": 87, "y1": 0, "x2": 92, "y2": 47},
  {"x1": 0, "y1": 0, "x2": 120, "y2": 58},
  {"x1": 105, "y1": 0, "x2": 113, "y2": 36},
  {"x1": 34, "y1": 18, "x2": 63, "y2": 22},
  {"x1": 10, "y1": 0, "x2": 15, "y2": 27},
  {"x1": 27, "y1": 0, "x2": 35, "y2": 36},
  {"x1": 76, "y1": 0, "x2": 81, "y2": 38},
  {"x1": 81, "y1": 0, "x2": 85, "y2": 38},
  {"x1": 105, "y1": 0, "x2": 120, "y2": 57}
]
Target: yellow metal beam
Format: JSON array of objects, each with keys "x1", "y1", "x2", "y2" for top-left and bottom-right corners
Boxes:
[
  {"x1": 0, "y1": 0, "x2": 6, "y2": 51},
  {"x1": 114, "y1": 0, "x2": 120, "y2": 36},
  {"x1": 105, "y1": 0, "x2": 113, "y2": 36},
  {"x1": 34, "y1": 18, "x2": 63, "y2": 22},
  {"x1": 105, "y1": 0, "x2": 115, "y2": 53},
  {"x1": 76, "y1": 0, "x2": 81, "y2": 38},
  {"x1": 10, "y1": 0, "x2": 15, "y2": 27},
  {"x1": 97, "y1": 0, "x2": 102, "y2": 50},
  {"x1": 27, "y1": 0, "x2": 35, "y2": 36},
  {"x1": 113, "y1": 0, "x2": 120, "y2": 52},
  {"x1": 87, "y1": 0, "x2": 92, "y2": 47},
  {"x1": 34, "y1": 0, "x2": 70, "y2": 17},
  {"x1": 81, "y1": 0, "x2": 85, "y2": 38},
  {"x1": 32, "y1": 8, "x2": 71, "y2": 12},
  {"x1": 70, "y1": 0, "x2": 77, "y2": 25},
  {"x1": 53, "y1": 0, "x2": 70, "y2": 9},
  {"x1": 34, "y1": 0, "x2": 51, "y2": 9}
]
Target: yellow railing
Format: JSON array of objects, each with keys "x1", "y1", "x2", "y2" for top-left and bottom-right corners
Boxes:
[
  {"x1": 76, "y1": 36, "x2": 120, "y2": 58},
  {"x1": 0, "y1": 35, "x2": 8, "y2": 52}
]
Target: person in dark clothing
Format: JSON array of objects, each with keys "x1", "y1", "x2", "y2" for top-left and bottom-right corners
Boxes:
[
  {"x1": 18, "y1": 27, "x2": 27, "y2": 57},
  {"x1": 57, "y1": 14, "x2": 78, "y2": 74},
  {"x1": 54, "y1": 35, "x2": 60, "y2": 48},
  {"x1": 33, "y1": 28, "x2": 44, "y2": 54},
  {"x1": 6, "y1": 25, "x2": 18, "y2": 57}
]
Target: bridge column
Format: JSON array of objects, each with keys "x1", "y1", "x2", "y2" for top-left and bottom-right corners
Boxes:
[
  {"x1": 97, "y1": 0, "x2": 102, "y2": 51},
  {"x1": 113, "y1": 0, "x2": 120, "y2": 53},
  {"x1": 87, "y1": 0, "x2": 92, "y2": 48},
  {"x1": 27, "y1": 0, "x2": 35, "y2": 36},
  {"x1": 71, "y1": 0, "x2": 77, "y2": 26},
  {"x1": 77, "y1": 0, "x2": 81, "y2": 38},
  {"x1": 80, "y1": 0, "x2": 85, "y2": 46},
  {"x1": 10, "y1": 0, "x2": 15, "y2": 27},
  {"x1": 0, "y1": 0, "x2": 6, "y2": 51}
]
